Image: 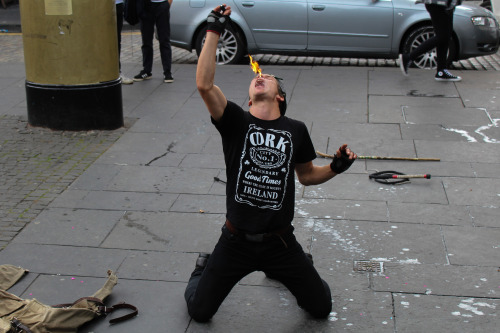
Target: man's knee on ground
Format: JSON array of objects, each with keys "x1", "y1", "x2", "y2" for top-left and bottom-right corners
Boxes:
[
  {"x1": 308, "y1": 298, "x2": 333, "y2": 319},
  {"x1": 187, "y1": 305, "x2": 214, "y2": 323}
]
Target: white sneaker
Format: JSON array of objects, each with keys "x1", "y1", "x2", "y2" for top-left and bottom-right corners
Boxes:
[{"x1": 121, "y1": 76, "x2": 134, "y2": 85}]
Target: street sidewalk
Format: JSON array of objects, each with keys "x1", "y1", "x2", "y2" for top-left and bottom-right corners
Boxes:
[{"x1": 1, "y1": 6, "x2": 500, "y2": 333}]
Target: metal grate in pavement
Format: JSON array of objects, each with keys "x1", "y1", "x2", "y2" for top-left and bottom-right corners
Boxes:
[{"x1": 353, "y1": 260, "x2": 384, "y2": 273}]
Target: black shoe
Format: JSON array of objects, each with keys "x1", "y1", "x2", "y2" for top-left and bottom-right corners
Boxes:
[
  {"x1": 435, "y1": 69, "x2": 462, "y2": 82},
  {"x1": 195, "y1": 253, "x2": 210, "y2": 271},
  {"x1": 133, "y1": 70, "x2": 152, "y2": 82},
  {"x1": 398, "y1": 54, "x2": 411, "y2": 77},
  {"x1": 163, "y1": 74, "x2": 174, "y2": 83}
]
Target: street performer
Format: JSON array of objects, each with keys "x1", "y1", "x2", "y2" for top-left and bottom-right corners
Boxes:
[{"x1": 184, "y1": 4, "x2": 357, "y2": 322}]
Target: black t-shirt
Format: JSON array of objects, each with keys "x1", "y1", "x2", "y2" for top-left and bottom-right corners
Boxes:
[{"x1": 212, "y1": 100, "x2": 317, "y2": 233}]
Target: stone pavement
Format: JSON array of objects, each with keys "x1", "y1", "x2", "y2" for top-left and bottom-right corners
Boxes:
[{"x1": 1, "y1": 18, "x2": 500, "y2": 333}]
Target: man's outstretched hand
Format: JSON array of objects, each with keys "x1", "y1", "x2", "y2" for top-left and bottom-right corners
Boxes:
[{"x1": 330, "y1": 144, "x2": 357, "y2": 174}]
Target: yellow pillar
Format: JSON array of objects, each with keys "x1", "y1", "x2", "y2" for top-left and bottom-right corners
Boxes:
[{"x1": 20, "y1": 0, "x2": 123, "y2": 130}]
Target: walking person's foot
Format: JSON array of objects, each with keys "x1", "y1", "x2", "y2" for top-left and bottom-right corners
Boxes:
[
  {"x1": 133, "y1": 70, "x2": 152, "y2": 82},
  {"x1": 435, "y1": 69, "x2": 462, "y2": 82},
  {"x1": 398, "y1": 54, "x2": 411, "y2": 77},
  {"x1": 164, "y1": 74, "x2": 174, "y2": 83},
  {"x1": 121, "y1": 75, "x2": 134, "y2": 85}
]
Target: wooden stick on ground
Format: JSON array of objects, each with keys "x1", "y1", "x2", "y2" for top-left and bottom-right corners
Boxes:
[{"x1": 316, "y1": 151, "x2": 440, "y2": 162}]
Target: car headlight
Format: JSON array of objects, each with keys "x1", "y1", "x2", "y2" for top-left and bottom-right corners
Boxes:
[{"x1": 471, "y1": 16, "x2": 498, "y2": 28}]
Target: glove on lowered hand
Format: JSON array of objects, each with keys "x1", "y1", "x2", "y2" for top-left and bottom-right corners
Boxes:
[{"x1": 330, "y1": 148, "x2": 355, "y2": 174}]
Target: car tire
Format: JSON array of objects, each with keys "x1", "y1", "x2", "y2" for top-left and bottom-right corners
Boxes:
[
  {"x1": 195, "y1": 25, "x2": 246, "y2": 65},
  {"x1": 401, "y1": 25, "x2": 457, "y2": 70}
]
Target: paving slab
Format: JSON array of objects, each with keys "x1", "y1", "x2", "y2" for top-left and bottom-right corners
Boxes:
[
  {"x1": 372, "y1": 263, "x2": 499, "y2": 298},
  {"x1": 117, "y1": 250, "x2": 197, "y2": 282},
  {"x1": 442, "y1": 226, "x2": 500, "y2": 266},
  {"x1": 310, "y1": 219, "x2": 447, "y2": 264},
  {"x1": 295, "y1": 198, "x2": 388, "y2": 222},
  {"x1": 68, "y1": 164, "x2": 123, "y2": 191},
  {"x1": 393, "y1": 294, "x2": 499, "y2": 333},
  {"x1": 304, "y1": 174, "x2": 448, "y2": 204},
  {"x1": 311, "y1": 123, "x2": 402, "y2": 143},
  {"x1": 11, "y1": 208, "x2": 124, "y2": 246},
  {"x1": 100, "y1": 211, "x2": 225, "y2": 252},
  {"x1": 94, "y1": 149, "x2": 186, "y2": 167},
  {"x1": 170, "y1": 194, "x2": 226, "y2": 214},
  {"x1": 106, "y1": 165, "x2": 218, "y2": 194},
  {"x1": 400, "y1": 123, "x2": 497, "y2": 142},
  {"x1": 292, "y1": 67, "x2": 369, "y2": 103},
  {"x1": 468, "y1": 205, "x2": 500, "y2": 228},
  {"x1": 110, "y1": 131, "x2": 210, "y2": 154},
  {"x1": 415, "y1": 140, "x2": 500, "y2": 163},
  {"x1": 179, "y1": 153, "x2": 226, "y2": 169},
  {"x1": 442, "y1": 177, "x2": 500, "y2": 206},
  {"x1": 457, "y1": 71, "x2": 500, "y2": 108},
  {"x1": 387, "y1": 202, "x2": 471, "y2": 226},
  {"x1": 49, "y1": 189, "x2": 179, "y2": 212},
  {"x1": 289, "y1": 100, "x2": 368, "y2": 124},
  {"x1": 0, "y1": 243, "x2": 129, "y2": 276}
]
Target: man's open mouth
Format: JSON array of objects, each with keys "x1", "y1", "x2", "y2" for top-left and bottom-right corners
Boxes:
[{"x1": 255, "y1": 80, "x2": 265, "y2": 87}]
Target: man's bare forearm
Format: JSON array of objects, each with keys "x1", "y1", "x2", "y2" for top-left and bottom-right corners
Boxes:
[{"x1": 196, "y1": 32, "x2": 219, "y2": 94}]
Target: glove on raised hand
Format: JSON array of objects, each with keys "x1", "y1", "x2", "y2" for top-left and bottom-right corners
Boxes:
[
  {"x1": 330, "y1": 148, "x2": 355, "y2": 174},
  {"x1": 207, "y1": 10, "x2": 229, "y2": 35}
]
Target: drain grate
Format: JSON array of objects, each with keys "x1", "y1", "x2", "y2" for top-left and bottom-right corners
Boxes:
[{"x1": 353, "y1": 260, "x2": 384, "y2": 273}]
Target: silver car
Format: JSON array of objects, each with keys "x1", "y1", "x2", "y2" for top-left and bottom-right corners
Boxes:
[{"x1": 170, "y1": 0, "x2": 500, "y2": 68}]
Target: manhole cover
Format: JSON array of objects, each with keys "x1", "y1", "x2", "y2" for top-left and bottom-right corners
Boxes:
[{"x1": 353, "y1": 260, "x2": 384, "y2": 273}]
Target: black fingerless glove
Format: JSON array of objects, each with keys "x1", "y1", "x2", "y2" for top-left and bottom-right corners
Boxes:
[
  {"x1": 330, "y1": 150, "x2": 355, "y2": 174},
  {"x1": 207, "y1": 10, "x2": 229, "y2": 35}
]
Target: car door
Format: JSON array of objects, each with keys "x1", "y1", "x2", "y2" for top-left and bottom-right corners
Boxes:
[
  {"x1": 233, "y1": 0, "x2": 308, "y2": 50},
  {"x1": 307, "y1": 0, "x2": 394, "y2": 54}
]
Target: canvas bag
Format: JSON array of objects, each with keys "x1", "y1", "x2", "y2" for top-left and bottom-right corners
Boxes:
[{"x1": 0, "y1": 266, "x2": 137, "y2": 333}]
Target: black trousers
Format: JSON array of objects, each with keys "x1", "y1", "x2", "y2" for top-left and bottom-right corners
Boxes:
[
  {"x1": 116, "y1": 3, "x2": 124, "y2": 71},
  {"x1": 410, "y1": 4, "x2": 455, "y2": 71},
  {"x1": 139, "y1": 1, "x2": 172, "y2": 76},
  {"x1": 184, "y1": 224, "x2": 333, "y2": 322}
]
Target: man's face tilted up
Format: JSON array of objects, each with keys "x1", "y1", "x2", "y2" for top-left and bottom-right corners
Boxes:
[{"x1": 248, "y1": 74, "x2": 284, "y2": 107}]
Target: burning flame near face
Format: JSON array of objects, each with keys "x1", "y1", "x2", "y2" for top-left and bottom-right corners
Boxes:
[{"x1": 248, "y1": 54, "x2": 262, "y2": 77}]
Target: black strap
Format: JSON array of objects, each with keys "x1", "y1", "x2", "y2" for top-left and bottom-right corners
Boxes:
[
  {"x1": 106, "y1": 302, "x2": 139, "y2": 324},
  {"x1": 53, "y1": 297, "x2": 138, "y2": 323},
  {"x1": 10, "y1": 318, "x2": 33, "y2": 333}
]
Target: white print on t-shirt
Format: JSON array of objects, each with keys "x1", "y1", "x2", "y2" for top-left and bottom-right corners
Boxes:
[{"x1": 235, "y1": 124, "x2": 293, "y2": 210}]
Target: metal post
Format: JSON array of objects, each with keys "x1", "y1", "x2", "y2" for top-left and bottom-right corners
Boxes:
[{"x1": 20, "y1": 0, "x2": 123, "y2": 130}]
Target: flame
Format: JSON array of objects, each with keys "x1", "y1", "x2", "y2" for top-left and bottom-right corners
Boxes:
[{"x1": 248, "y1": 54, "x2": 262, "y2": 77}]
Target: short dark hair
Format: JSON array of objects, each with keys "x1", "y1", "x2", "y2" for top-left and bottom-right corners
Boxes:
[{"x1": 275, "y1": 77, "x2": 287, "y2": 116}]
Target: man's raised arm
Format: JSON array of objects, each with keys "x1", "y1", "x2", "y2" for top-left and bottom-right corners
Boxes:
[{"x1": 196, "y1": 5, "x2": 231, "y2": 122}]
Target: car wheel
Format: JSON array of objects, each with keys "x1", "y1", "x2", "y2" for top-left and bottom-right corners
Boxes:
[
  {"x1": 195, "y1": 25, "x2": 245, "y2": 65},
  {"x1": 401, "y1": 25, "x2": 457, "y2": 70}
]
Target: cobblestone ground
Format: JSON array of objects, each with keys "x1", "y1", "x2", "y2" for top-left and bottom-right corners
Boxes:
[
  {"x1": 0, "y1": 116, "x2": 126, "y2": 250},
  {"x1": 1, "y1": 32, "x2": 500, "y2": 70}
]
